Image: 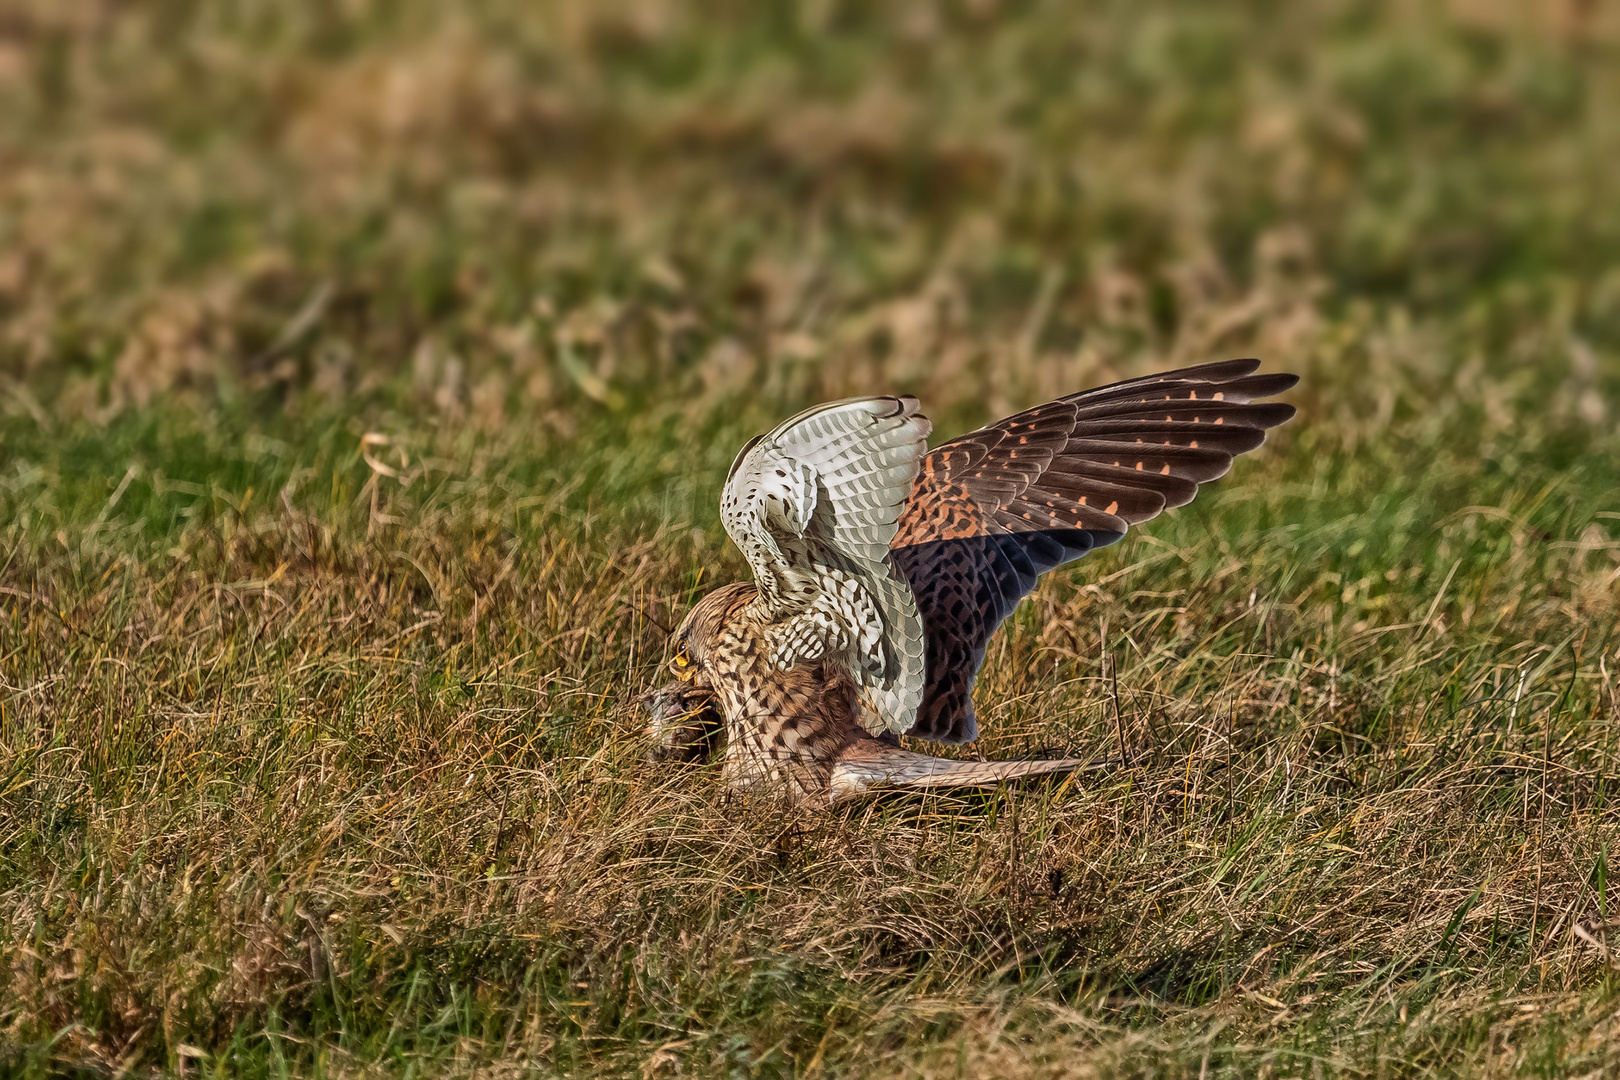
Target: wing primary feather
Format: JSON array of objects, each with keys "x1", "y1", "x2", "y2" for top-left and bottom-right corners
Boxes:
[{"x1": 892, "y1": 361, "x2": 1296, "y2": 743}]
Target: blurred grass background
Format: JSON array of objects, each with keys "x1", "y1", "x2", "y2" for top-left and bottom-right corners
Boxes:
[{"x1": 2, "y1": 0, "x2": 1620, "y2": 1076}]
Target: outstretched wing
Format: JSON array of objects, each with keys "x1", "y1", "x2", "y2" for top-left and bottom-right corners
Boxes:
[
  {"x1": 891, "y1": 360, "x2": 1297, "y2": 744},
  {"x1": 721, "y1": 396, "x2": 932, "y2": 734}
]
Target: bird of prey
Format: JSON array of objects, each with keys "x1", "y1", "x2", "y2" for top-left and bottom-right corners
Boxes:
[{"x1": 643, "y1": 360, "x2": 1296, "y2": 805}]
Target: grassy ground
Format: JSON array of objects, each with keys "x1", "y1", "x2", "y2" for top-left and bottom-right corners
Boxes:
[{"x1": 3, "y1": 0, "x2": 1620, "y2": 1075}]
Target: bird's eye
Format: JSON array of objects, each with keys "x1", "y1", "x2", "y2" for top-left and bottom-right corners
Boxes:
[{"x1": 672, "y1": 644, "x2": 692, "y2": 676}]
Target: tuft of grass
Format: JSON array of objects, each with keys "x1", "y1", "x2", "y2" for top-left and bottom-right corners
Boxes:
[{"x1": 3, "y1": 1, "x2": 1620, "y2": 1076}]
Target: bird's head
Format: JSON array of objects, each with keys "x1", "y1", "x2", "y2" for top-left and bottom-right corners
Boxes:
[
  {"x1": 639, "y1": 581, "x2": 754, "y2": 762},
  {"x1": 666, "y1": 580, "x2": 754, "y2": 687}
]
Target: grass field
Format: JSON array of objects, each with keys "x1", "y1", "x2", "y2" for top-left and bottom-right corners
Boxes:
[{"x1": 3, "y1": 1, "x2": 1620, "y2": 1076}]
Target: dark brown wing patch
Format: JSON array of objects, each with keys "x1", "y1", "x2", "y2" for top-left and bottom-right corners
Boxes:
[{"x1": 891, "y1": 360, "x2": 1297, "y2": 744}]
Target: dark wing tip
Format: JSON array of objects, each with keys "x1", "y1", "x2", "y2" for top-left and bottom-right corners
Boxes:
[
  {"x1": 1239, "y1": 401, "x2": 1298, "y2": 429},
  {"x1": 1155, "y1": 358, "x2": 1262, "y2": 381},
  {"x1": 886, "y1": 394, "x2": 924, "y2": 419}
]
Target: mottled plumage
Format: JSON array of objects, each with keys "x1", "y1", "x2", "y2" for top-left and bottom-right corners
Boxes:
[
  {"x1": 646, "y1": 360, "x2": 1298, "y2": 805},
  {"x1": 719, "y1": 396, "x2": 930, "y2": 734}
]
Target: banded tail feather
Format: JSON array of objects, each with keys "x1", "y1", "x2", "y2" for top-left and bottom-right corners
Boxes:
[{"x1": 828, "y1": 743, "x2": 1113, "y2": 802}]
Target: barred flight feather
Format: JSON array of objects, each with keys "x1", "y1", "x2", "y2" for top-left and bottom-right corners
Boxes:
[
  {"x1": 891, "y1": 360, "x2": 1296, "y2": 744},
  {"x1": 721, "y1": 395, "x2": 932, "y2": 735}
]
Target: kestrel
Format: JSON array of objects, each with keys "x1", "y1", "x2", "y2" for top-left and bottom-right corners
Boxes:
[{"x1": 644, "y1": 360, "x2": 1297, "y2": 805}]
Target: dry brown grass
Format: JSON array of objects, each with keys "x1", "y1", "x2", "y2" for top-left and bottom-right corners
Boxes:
[{"x1": 3, "y1": 0, "x2": 1620, "y2": 1076}]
